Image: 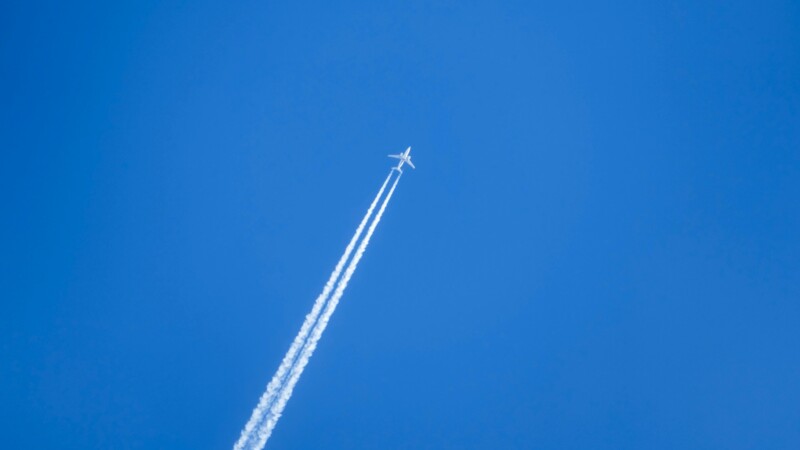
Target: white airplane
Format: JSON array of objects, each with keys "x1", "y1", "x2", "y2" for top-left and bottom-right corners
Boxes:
[{"x1": 388, "y1": 146, "x2": 415, "y2": 173}]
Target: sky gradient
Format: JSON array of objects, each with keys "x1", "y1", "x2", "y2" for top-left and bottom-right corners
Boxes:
[{"x1": 2, "y1": 1, "x2": 799, "y2": 449}]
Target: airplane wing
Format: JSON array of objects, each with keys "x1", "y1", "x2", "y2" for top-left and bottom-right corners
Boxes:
[
  {"x1": 406, "y1": 160, "x2": 415, "y2": 169},
  {"x1": 388, "y1": 154, "x2": 402, "y2": 160}
]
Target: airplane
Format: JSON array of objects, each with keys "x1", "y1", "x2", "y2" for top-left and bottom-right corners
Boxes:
[{"x1": 388, "y1": 146, "x2": 415, "y2": 173}]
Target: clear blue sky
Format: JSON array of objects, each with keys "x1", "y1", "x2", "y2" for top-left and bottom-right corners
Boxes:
[{"x1": 2, "y1": 1, "x2": 799, "y2": 449}]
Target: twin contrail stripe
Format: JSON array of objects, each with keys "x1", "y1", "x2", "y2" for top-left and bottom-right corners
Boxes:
[
  {"x1": 254, "y1": 174, "x2": 402, "y2": 448},
  {"x1": 233, "y1": 172, "x2": 393, "y2": 450}
]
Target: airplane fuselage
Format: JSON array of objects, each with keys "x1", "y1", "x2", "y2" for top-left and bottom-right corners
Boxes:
[{"x1": 388, "y1": 147, "x2": 415, "y2": 173}]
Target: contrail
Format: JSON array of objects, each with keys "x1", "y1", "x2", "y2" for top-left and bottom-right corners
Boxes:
[
  {"x1": 233, "y1": 172, "x2": 393, "y2": 450},
  {"x1": 253, "y1": 174, "x2": 402, "y2": 448}
]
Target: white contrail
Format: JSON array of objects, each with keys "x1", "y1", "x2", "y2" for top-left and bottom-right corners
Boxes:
[
  {"x1": 233, "y1": 172, "x2": 393, "y2": 450},
  {"x1": 253, "y1": 174, "x2": 402, "y2": 448}
]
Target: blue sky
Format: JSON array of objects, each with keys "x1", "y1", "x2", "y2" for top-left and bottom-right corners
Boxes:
[{"x1": 2, "y1": 1, "x2": 799, "y2": 448}]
